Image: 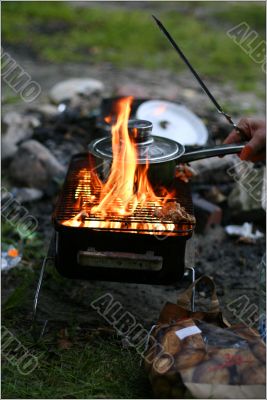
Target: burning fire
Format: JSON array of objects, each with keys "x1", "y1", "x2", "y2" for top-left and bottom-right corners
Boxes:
[{"x1": 63, "y1": 97, "x2": 175, "y2": 234}]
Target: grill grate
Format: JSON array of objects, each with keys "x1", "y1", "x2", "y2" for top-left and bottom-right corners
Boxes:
[{"x1": 53, "y1": 154, "x2": 195, "y2": 235}]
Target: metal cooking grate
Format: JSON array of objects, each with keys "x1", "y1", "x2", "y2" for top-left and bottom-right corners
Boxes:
[{"x1": 53, "y1": 154, "x2": 195, "y2": 235}]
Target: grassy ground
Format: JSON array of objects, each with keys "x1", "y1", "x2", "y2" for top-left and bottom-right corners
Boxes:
[
  {"x1": 2, "y1": 1, "x2": 265, "y2": 92},
  {"x1": 2, "y1": 222, "x2": 152, "y2": 399},
  {"x1": 2, "y1": 331, "x2": 151, "y2": 399}
]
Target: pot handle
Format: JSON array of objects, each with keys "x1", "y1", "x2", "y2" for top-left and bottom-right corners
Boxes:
[{"x1": 178, "y1": 143, "x2": 245, "y2": 163}]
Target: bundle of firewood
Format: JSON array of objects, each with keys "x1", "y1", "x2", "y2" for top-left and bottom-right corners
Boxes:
[{"x1": 144, "y1": 277, "x2": 266, "y2": 399}]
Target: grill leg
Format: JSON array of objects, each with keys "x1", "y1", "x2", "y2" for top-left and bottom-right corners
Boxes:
[
  {"x1": 31, "y1": 255, "x2": 54, "y2": 341},
  {"x1": 185, "y1": 266, "x2": 196, "y2": 312}
]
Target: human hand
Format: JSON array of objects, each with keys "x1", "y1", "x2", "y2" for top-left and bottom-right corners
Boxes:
[{"x1": 223, "y1": 118, "x2": 266, "y2": 162}]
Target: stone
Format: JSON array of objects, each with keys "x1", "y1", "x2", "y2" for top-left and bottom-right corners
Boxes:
[
  {"x1": 225, "y1": 222, "x2": 264, "y2": 241},
  {"x1": 192, "y1": 155, "x2": 237, "y2": 176},
  {"x1": 182, "y1": 88, "x2": 198, "y2": 99},
  {"x1": 9, "y1": 140, "x2": 65, "y2": 190},
  {"x1": 115, "y1": 83, "x2": 150, "y2": 98},
  {"x1": 205, "y1": 186, "x2": 226, "y2": 204},
  {"x1": 29, "y1": 104, "x2": 59, "y2": 118},
  {"x1": 193, "y1": 194, "x2": 222, "y2": 233},
  {"x1": 49, "y1": 78, "x2": 104, "y2": 104},
  {"x1": 191, "y1": 155, "x2": 237, "y2": 184},
  {"x1": 155, "y1": 84, "x2": 180, "y2": 101},
  {"x1": 1, "y1": 112, "x2": 40, "y2": 160},
  {"x1": 11, "y1": 187, "x2": 44, "y2": 203},
  {"x1": 68, "y1": 92, "x2": 103, "y2": 116}
]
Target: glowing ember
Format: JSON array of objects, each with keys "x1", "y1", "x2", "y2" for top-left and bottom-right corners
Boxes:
[{"x1": 63, "y1": 97, "x2": 176, "y2": 234}]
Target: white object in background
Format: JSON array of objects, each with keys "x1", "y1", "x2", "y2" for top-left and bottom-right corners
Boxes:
[
  {"x1": 225, "y1": 222, "x2": 264, "y2": 240},
  {"x1": 49, "y1": 78, "x2": 104, "y2": 104},
  {"x1": 136, "y1": 100, "x2": 208, "y2": 146},
  {"x1": 1, "y1": 246, "x2": 22, "y2": 272}
]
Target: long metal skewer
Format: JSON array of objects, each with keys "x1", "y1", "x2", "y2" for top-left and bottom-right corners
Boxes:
[{"x1": 152, "y1": 15, "x2": 246, "y2": 140}]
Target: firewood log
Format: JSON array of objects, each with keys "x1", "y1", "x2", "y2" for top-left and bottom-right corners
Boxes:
[
  {"x1": 240, "y1": 363, "x2": 266, "y2": 385},
  {"x1": 182, "y1": 333, "x2": 205, "y2": 351},
  {"x1": 176, "y1": 348, "x2": 206, "y2": 370},
  {"x1": 234, "y1": 327, "x2": 260, "y2": 342},
  {"x1": 250, "y1": 341, "x2": 266, "y2": 364},
  {"x1": 192, "y1": 359, "x2": 230, "y2": 384},
  {"x1": 162, "y1": 330, "x2": 181, "y2": 356}
]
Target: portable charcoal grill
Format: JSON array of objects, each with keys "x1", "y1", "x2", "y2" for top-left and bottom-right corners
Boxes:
[
  {"x1": 53, "y1": 153, "x2": 195, "y2": 284},
  {"x1": 32, "y1": 151, "x2": 196, "y2": 336}
]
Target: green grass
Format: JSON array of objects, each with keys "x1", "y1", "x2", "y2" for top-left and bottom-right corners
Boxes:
[
  {"x1": 2, "y1": 333, "x2": 152, "y2": 399},
  {"x1": 213, "y1": 2, "x2": 265, "y2": 33},
  {"x1": 2, "y1": 1, "x2": 265, "y2": 93}
]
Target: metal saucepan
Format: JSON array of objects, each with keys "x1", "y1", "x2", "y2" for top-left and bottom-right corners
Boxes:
[{"x1": 88, "y1": 119, "x2": 245, "y2": 186}]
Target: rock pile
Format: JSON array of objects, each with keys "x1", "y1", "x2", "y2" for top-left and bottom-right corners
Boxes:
[{"x1": 2, "y1": 78, "x2": 105, "y2": 201}]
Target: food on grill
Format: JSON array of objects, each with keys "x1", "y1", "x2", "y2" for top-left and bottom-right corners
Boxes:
[
  {"x1": 175, "y1": 164, "x2": 196, "y2": 183},
  {"x1": 80, "y1": 210, "x2": 89, "y2": 220},
  {"x1": 155, "y1": 201, "x2": 196, "y2": 224}
]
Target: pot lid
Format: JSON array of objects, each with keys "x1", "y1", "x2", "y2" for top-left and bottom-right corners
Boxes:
[
  {"x1": 89, "y1": 119, "x2": 184, "y2": 164},
  {"x1": 136, "y1": 100, "x2": 208, "y2": 146}
]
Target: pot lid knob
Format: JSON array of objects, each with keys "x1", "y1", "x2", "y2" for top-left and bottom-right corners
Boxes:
[{"x1": 128, "y1": 119, "x2": 153, "y2": 145}]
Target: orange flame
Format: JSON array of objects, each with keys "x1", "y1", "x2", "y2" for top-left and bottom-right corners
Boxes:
[
  {"x1": 63, "y1": 97, "x2": 175, "y2": 234},
  {"x1": 91, "y1": 97, "x2": 137, "y2": 216},
  {"x1": 104, "y1": 115, "x2": 112, "y2": 124}
]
